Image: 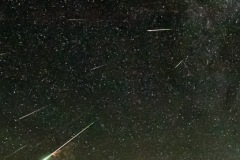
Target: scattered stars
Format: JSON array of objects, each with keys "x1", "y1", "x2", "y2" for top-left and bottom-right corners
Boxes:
[{"x1": 1, "y1": 1, "x2": 240, "y2": 160}]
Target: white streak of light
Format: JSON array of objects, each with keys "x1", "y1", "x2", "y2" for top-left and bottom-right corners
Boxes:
[
  {"x1": 16, "y1": 107, "x2": 46, "y2": 121},
  {"x1": 42, "y1": 120, "x2": 97, "y2": 160},
  {"x1": 90, "y1": 64, "x2": 106, "y2": 71},
  {"x1": 174, "y1": 59, "x2": 184, "y2": 69},
  {"x1": 0, "y1": 52, "x2": 9, "y2": 56},
  {"x1": 147, "y1": 29, "x2": 171, "y2": 32},
  {"x1": 5, "y1": 145, "x2": 27, "y2": 159}
]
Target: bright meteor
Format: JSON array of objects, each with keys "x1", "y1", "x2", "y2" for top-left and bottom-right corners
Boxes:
[
  {"x1": 42, "y1": 120, "x2": 97, "y2": 160},
  {"x1": 15, "y1": 107, "x2": 46, "y2": 121},
  {"x1": 147, "y1": 28, "x2": 171, "y2": 32}
]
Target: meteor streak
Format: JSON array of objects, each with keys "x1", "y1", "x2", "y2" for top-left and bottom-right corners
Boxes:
[
  {"x1": 0, "y1": 52, "x2": 9, "y2": 56},
  {"x1": 15, "y1": 107, "x2": 46, "y2": 121},
  {"x1": 174, "y1": 59, "x2": 184, "y2": 69},
  {"x1": 147, "y1": 29, "x2": 171, "y2": 32},
  {"x1": 4, "y1": 145, "x2": 27, "y2": 159},
  {"x1": 68, "y1": 19, "x2": 85, "y2": 21},
  {"x1": 90, "y1": 64, "x2": 106, "y2": 71},
  {"x1": 42, "y1": 120, "x2": 97, "y2": 160},
  {"x1": 174, "y1": 55, "x2": 189, "y2": 69}
]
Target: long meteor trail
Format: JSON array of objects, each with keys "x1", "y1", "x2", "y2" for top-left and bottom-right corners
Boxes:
[
  {"x1": 42, "y1": 120, "x2": 97, "y2": 160},
  {"x1": 15, "y1": 107, "x2": 46, "y2": 121},
  {"x1": 4, "y1": 145, "x2": 27, "y2": 159}
]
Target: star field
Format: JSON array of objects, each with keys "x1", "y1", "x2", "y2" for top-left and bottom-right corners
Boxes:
[{"x1": 1, "y1": 1, "x2": 240, "y2": 160}]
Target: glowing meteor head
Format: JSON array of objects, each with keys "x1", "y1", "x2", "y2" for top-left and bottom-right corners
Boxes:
[{"x1": 42, "y1": 154, "x2": 52, "y2": 160}]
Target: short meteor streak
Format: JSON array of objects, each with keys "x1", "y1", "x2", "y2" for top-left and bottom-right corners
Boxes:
[
  {"x1": 90, "y1": 64, "x2": 106, "y2": 71},
  {"x1": 174, "y1": 59, "x2": 184, "y2": 69},
  {"x1": 0, "y1": 52, "x2": 9, "y2": 56},
  {"x1": 15, "y1": 107, "x2": 46, "y2": 121},
  {"x1": 174, "y1": 55, "x2": 189, "y2": 69},
  {"x1": 4, "y1": 145, "x2": 27, "y2": 159},
  {"x1": 147, "y1": 29, "x2": 171, "y2": 32},
  {"x1": 42, "y1": 121, "x2": 97, "y2": 160},
  {"x1": 68, "y1": 19, "x2": 85, "y2": 21}
]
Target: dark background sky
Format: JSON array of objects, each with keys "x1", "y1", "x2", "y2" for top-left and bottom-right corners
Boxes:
[{"x1": 1, "y1": 0, "x2": 240, "y2": 160}]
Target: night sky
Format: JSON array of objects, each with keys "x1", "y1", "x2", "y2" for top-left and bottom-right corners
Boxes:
[{"x1": 1, "y1": 1, "x2": 240, "y2": 160}]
